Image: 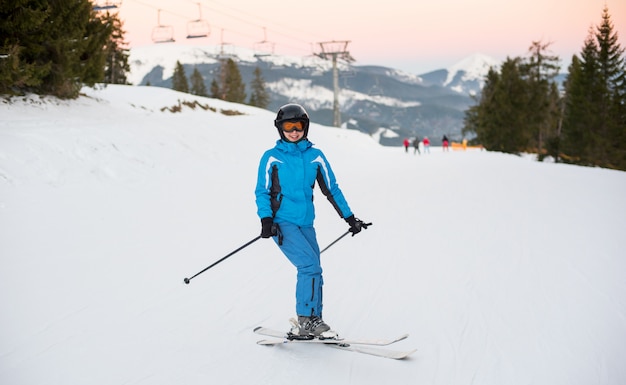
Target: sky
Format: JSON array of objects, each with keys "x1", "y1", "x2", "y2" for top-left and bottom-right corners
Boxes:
[
  {"x1": 104, "y1": 0, "x2": 626, "y2": 74},
  {"x1": 1, "y1": 84, "x2": 625, "y2": 384}
]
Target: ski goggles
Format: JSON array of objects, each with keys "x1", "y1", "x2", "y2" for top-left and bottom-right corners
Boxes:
[{"x1": 281, "y1": 121, "x2": 304, "y2": 132}]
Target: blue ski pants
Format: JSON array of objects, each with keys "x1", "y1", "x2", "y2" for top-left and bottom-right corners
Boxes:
[{"x1": 273, "y1": 222, "x2": 323, "y2": 317}]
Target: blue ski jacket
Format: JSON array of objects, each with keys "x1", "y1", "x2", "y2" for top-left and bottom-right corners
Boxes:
[{"x1": 255, "y1": 139, "x2": 353, "y2": 227}]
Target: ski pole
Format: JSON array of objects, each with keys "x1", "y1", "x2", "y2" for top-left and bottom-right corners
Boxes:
[
  {"x1": 320, "y1": 230, "x2": 350, "y2": 254},
  {"x1": 184, "y1": 235, "x2": 261, "y2": 284},
  {"x1": 320, "y1": 221, "x2": 373, "y2": 254}
]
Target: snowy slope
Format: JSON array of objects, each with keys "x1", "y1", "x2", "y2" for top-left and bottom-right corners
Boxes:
[{"x1": 1, "y1": 85, "x2": 625, "y2": 385}]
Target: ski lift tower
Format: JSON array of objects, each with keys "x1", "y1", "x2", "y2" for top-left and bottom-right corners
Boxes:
[{"x1": 315, "y1": 40, "x2": 354, "y2": 127}]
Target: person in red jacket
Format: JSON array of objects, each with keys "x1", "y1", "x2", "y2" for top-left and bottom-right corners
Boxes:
[
  {"x1": 403, "y1": 138, "x2": 410, "y2": 153},
  {"x1": 423, "y1": 136, "x2": 430, "y2": 153}
]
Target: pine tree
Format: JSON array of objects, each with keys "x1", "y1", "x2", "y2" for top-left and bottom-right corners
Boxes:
[
  {"x1": 172, "y1": 61, "x2": 189, "y2": 93},
  {"x1": 0, "y1": 0, "x2": 48, "y2": 93},
  {"x1": 561, "y1": 5, "x2": 626, "y2": 169},
  {"x1": 222, "y1": 58, "x2": 246, "y2": 103},
  {"x1": 0, "y1": 0, "x2": 111, "y2": 98},
  {"x1": 248, "y1": 67, "x2": 270, "y2": 108},
  {"x1": 102, "y1": 12, "x2": 130, "y2": 85},
  {"x1": 595, "y1": 5, "x2": 626, "y2": 168},
  {"x1": 520, "y1": 41, "x2": 561, "y2": 157},
  {"x1": 190, "y1": 67, "x2": 208, "y2": 96},
  {"x1": 561, "y1": 35, "x2": 601, "y2": 165},
  {"x1": 209, "y1": 78, "x2": 220, "y2": 99},
  {"x1": 463, "y1": 58, "x2": 530, "y2": 154}
]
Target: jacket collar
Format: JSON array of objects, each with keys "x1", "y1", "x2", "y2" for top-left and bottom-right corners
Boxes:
[{"x1": 275, "y1": 139, "x2": 313, "y2": 153}]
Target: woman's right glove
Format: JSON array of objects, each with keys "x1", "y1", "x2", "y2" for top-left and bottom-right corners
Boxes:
[
  {"x1": 260, "y1": 217, "x2": 276, "y2": 238},
  {"x1": 345, "y1": 215, "x2": 370, "y2": 236}
]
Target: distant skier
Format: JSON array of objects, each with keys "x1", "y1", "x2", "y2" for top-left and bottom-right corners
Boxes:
[
  {"x1": 255, "y1": 103, "x2": 369, "y2": 338},
  {"x1": 423, "y1": 136, "x2": 430, "y2": 153},
  {"x1": 413, "y1": 137, "x2": 421, "y2": 155},
  {"x1": 403, "y1": 138, "x2": 410, "y2": 153},
  {"x1": 442, "y1": 135, "x2": 449, "y2": 152}
]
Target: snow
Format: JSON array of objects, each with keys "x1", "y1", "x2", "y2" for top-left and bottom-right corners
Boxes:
[{"x1": 1, "y1": 84, "x2": 626, "y2": 385}]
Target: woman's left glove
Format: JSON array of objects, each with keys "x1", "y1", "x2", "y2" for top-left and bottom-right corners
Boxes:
[
  {"x1": 261, "y1": 217, "x2": 276, "y2": 238},
  {"x1": 345, "y1": 215, "x2": 370, "y2": 236}
]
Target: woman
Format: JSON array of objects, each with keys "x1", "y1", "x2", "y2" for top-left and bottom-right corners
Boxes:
[{"x1": 255, "y1": 103, "x2": 367, "y2": 338}]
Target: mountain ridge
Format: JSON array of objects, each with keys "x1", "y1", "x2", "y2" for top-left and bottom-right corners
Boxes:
[{"x1": 129, "y1": 44, "x2": 499, "y2": 145}]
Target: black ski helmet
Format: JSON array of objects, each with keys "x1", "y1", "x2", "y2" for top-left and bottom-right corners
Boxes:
[{"x1": 274, "y1": 103, "x2": 310, "y2": 140}]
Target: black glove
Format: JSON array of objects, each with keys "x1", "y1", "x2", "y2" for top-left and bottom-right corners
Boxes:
[
  {"x1": 346, "y1": 215, "x2": 370, "y2": 236},
  {"x1": 261, "y1": 217, "x2": 276, "y2": 238}
]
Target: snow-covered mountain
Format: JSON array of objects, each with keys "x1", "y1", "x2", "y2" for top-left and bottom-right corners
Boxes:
[
  {"x1": 128, "y1": 44, "x2": 498, "y2": 144},
  {"x1": 2, "y1": 85, "x2": 625, "y2": 385},
  {"x1": 419, "y1": 53, "x2": 501, "y2": 95}
]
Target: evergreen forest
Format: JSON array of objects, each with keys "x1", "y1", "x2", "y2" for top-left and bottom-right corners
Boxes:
[
  {"x1": 463, "y1": 6, "x2": 626, "y2": 170},
  {"x1": 0, "y1": 0, "x2": 130, "y2": 98}
]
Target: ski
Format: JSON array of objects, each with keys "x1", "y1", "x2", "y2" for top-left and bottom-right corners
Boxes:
[
  {"x1": 328, "y1": 343, "x2": 416, "y2": 360},
  {"x1": 253, "y1": 326, "x2": 416, "y2": 360},
  {"x1": 253, "y1": 326, "x2": 409, "y2": 346},
  {"x1": 255, "y1": 337, "x2": 416, "y2": 360}
]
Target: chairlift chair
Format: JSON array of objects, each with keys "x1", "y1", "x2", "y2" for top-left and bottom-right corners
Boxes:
[
  {"x1": 368, "y1": 77, "x2": 384, "y2": 97},
  {"x1": 186, "y1": 3, "x2": 210, "y2": 39},
  {"x1": 215, "y1": 29, "x2": 235, "y2": 59},
  {"x1": 92, "y1": 0, "x2": 121, "y2": 11},
  {"x1": 187, "y1": 20, "x2": 210, "y2": 39},
  {"x1": 340, "y1": 66, "x2": 356, "y2": 78},
  {"x1": 253, "y1": 27, "x2": 275, "y2": 57},
  {"x1": 253, "y1": 41, "x2": 275, "y2": 58},
  {"x1": 152, "y1": 9, "x2": 175, "y2": 43},
  {"x1": 152, "y1": 25, "x2": 175, "y2": 43}
]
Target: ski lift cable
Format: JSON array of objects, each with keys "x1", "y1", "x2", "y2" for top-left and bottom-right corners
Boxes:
[
  {"x1": 127, "y1": 0, "x2": 331, "y2": 57},
  {"x1": 129, "y1": 0, "x2": 315, "y2": 51},
  {"x1": 129, "y1": 0, "x2": 194, "y2": 22},
  {"x1": 129, "y1": 0, "x2": 254, "y2": 42},
  {"x1": 197, "y1": 0, "x2": 331, "y2": 54},
  {"x1": 202, "y1": 0, "x2": 332, "y2": 43}
]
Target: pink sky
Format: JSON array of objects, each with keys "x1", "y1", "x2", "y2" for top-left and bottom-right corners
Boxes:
[{"x1": 106, "y1": 0, "x2": 626, "y2": 74}]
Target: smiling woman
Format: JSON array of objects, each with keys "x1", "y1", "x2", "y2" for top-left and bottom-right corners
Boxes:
[{"x1": 255, "y1": 102, "x2": 369, "y2": 338}]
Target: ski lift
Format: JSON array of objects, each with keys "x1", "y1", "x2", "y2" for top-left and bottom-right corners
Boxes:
[
  {"x1": 92, "y1": 0, "x2": 121, "y2": 11},
  {"x1": 253, "y1": 27, "x2": 275, "y2": 57},
  {"x1": 152, "y1": 9, "x2": 175, "y2": 43},
  {"x1": 367, "y1": 102, "x2": 381, "y2": 118},
  {"x1": 368, "y1": 77, "x2": 384, "y2": 97},
  {"x1": 186, "y1": 2, "x2": 210, "y2": 39},
  {"x1": 340, "y1": 66, "x2": 356, "y2": 78},
  {"x1": 215, "y1": 29, "x2": 235, "y2": 59}
]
